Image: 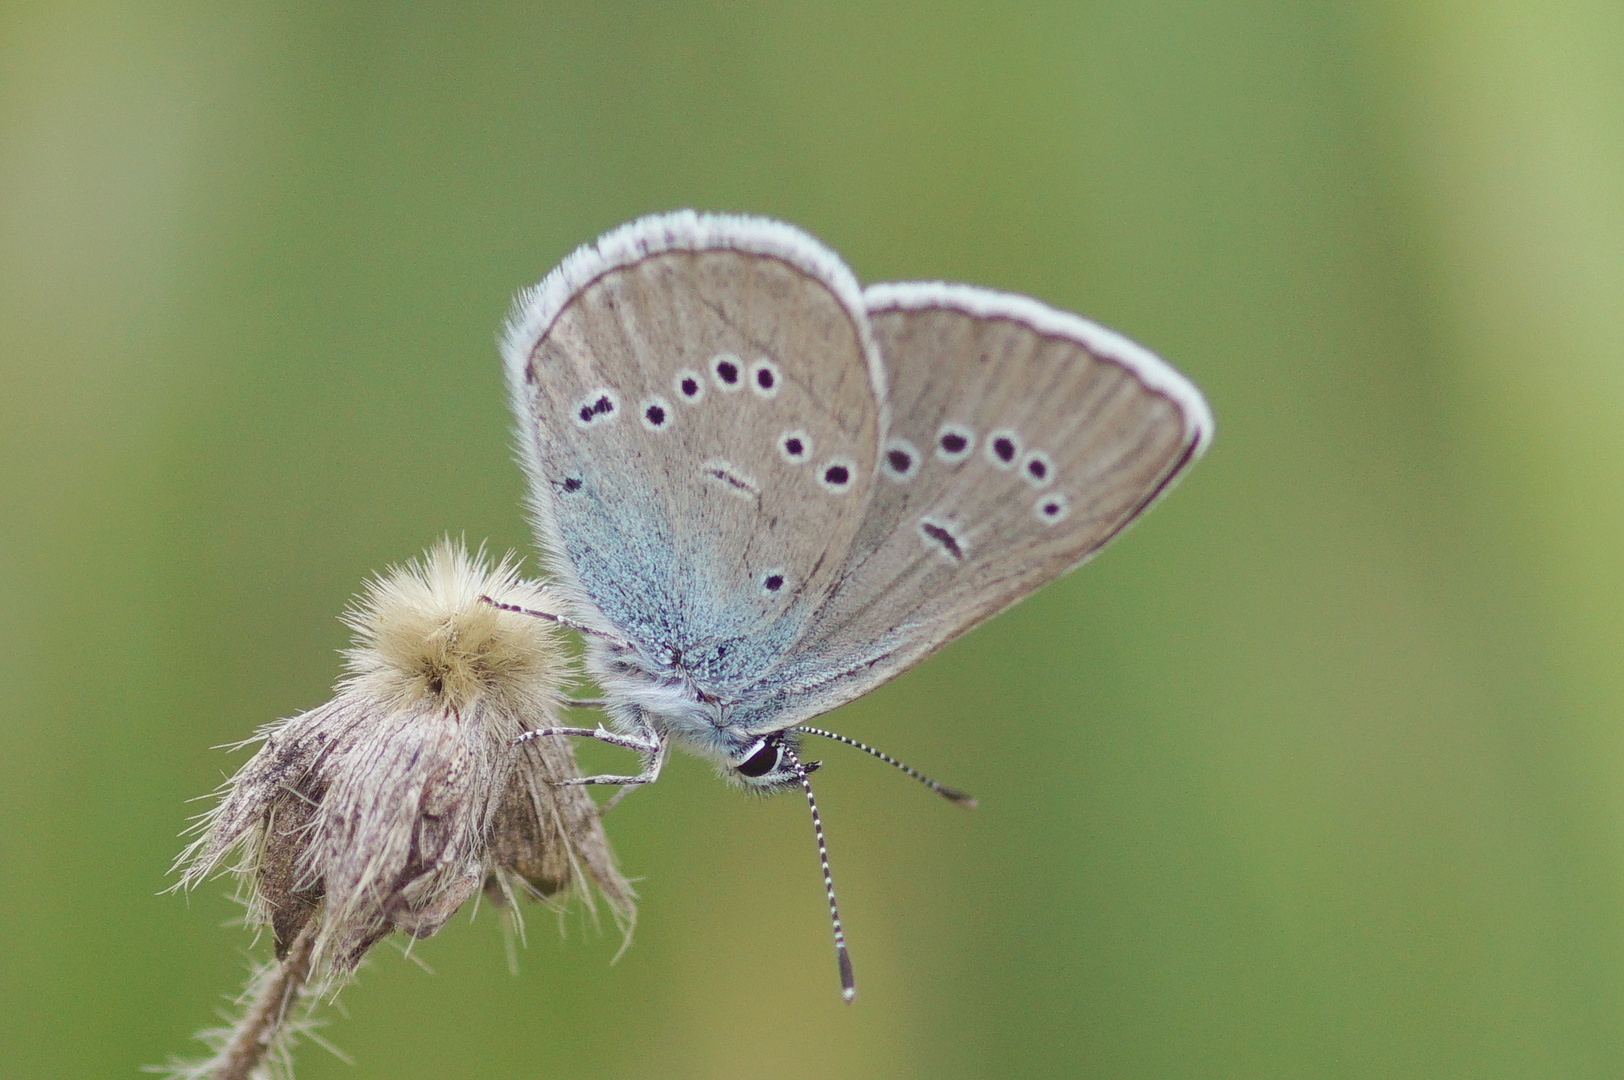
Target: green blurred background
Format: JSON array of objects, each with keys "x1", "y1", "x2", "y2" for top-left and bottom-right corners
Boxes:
[{"x1": 4, "y1": 1, "x2": 1623, "y2": 1077}]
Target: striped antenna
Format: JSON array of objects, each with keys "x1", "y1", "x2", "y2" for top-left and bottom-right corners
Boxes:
[
  {"x1": 784, "y1": 746, "x2": 856, "y2": 1003},
  {"x1": 795, "y1": 726, "x2": 977, "y2": 807}
]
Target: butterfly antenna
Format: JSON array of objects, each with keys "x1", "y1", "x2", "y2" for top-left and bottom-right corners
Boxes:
[
  {"x1": 795, "y1": 726, "x2": 977, "y2": 807},
  {"x1": 784, "y1": 746, "x2": 856, "y2": 1003}
]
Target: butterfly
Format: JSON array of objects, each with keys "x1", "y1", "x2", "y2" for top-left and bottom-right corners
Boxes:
[{"x1": 498, "y1": 211, "x2": 1212, "y2": 999}]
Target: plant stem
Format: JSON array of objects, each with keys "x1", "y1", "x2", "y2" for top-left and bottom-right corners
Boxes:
[{"x1": 208, "y1": 922, "x2": 317, "y2": 1080}]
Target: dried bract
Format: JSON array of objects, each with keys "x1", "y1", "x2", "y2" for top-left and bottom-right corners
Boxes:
[{"x1": 178, "y1": 539, "x2": 631, "y2": 977}]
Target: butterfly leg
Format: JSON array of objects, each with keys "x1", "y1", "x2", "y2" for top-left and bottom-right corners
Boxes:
[
  {"x1": 514, "y1": 724, "x2": 655, "y2": 753},
  {"x1": 599, "y1": 782, "x2": 639, "y2": 813},
  {"x1": 479, "y1": 596, "x2": 636, "y2": 650},
  {"x1": 597, "y1": 740, "x2": 670, "y2": 812},
  {"x1": 516, "y1": 724, "x2": 668, "y2": 787},
  {"x1": 554, "y1": 736, "x2": 668, "y2": 787}
]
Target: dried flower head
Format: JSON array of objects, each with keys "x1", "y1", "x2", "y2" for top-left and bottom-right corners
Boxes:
[{"x1": 178, "y1": 539, "x2": 632, "y2": 977}]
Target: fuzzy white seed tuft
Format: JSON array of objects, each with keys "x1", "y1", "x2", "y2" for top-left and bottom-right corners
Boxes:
[{"x1": 341, "y1": 539, "x2": 571, "y2": 717}]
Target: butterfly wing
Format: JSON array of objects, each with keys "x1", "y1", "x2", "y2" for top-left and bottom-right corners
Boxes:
[
  {"x1": 738, "y1": 282, "x2": 1212, "y2": 729},
  {"x1": 502, "y1": 212, "x2": 887, "y2": 690}
]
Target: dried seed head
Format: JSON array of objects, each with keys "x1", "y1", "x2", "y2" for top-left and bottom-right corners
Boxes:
[{"x1": 177, "y1": 539, "x2": 631, "y2": 978}]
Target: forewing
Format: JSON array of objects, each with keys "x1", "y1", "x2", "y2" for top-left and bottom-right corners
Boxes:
[
  {"x1": 743, "y1": 282, "x2": 1211, "y2": 727},
  {"x1": 502, "y1": 212, "x2": 885, "y2": 687}
]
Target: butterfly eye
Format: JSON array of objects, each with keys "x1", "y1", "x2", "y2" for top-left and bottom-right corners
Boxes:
[{"x1": 735, "y1": 739, "x2": 781, "y2": 778}]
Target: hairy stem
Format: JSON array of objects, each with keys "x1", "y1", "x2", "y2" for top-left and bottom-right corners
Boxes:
[{"x1": 209, "y1": 922, "x2": 317, "y2": 1080}]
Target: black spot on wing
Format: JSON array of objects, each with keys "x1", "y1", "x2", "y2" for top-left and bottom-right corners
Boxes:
[{"x1": 919, "y1": 520, "x2": 964, "y2": 560}]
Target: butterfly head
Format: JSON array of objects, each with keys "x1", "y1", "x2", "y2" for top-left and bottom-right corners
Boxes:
[{"x1": 728, "y1": 731, "x2": 816, "y2": 792}]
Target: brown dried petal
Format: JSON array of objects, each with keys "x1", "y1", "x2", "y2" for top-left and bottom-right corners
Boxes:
[{"x1": 487, "y1": 737, "x2": 633, "y2": 919}]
